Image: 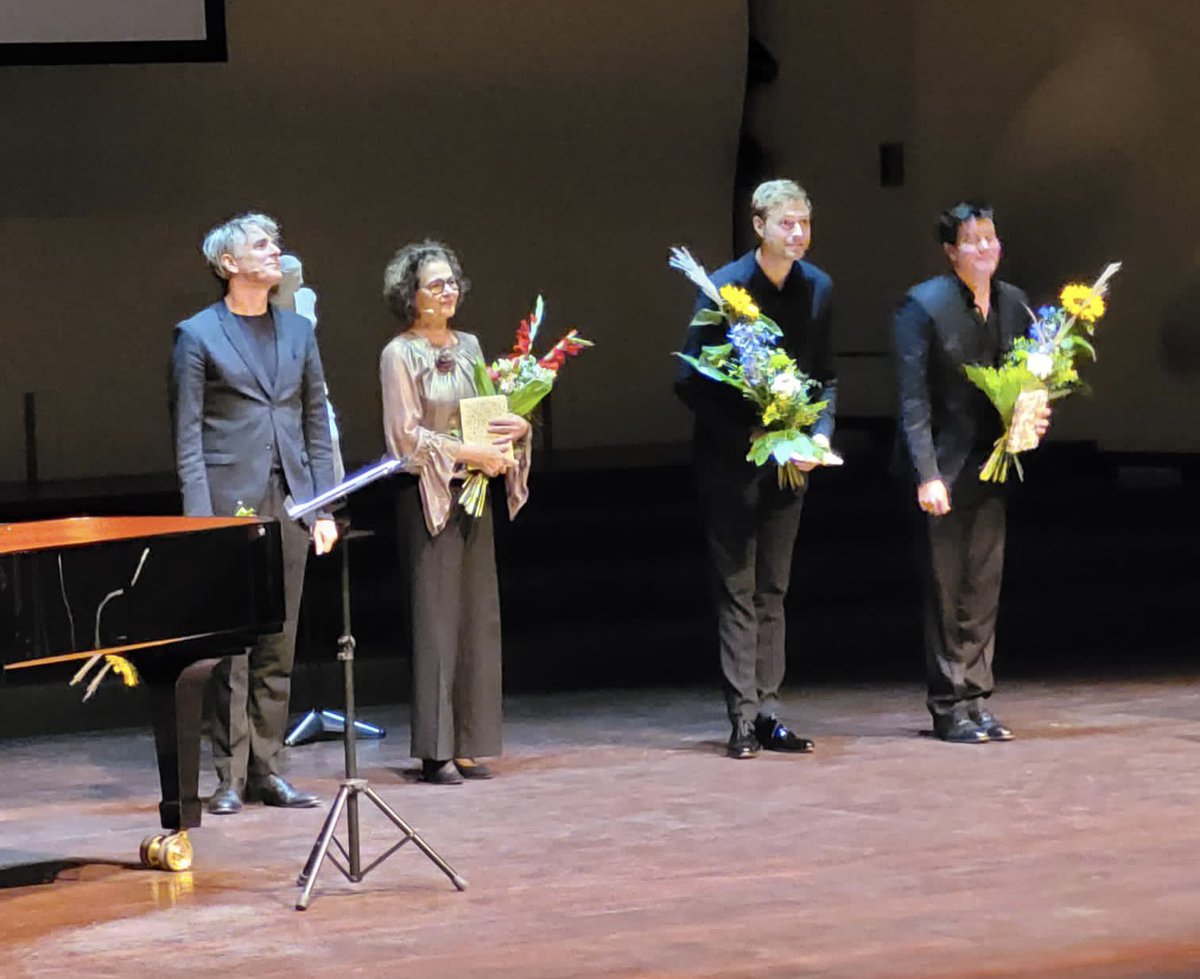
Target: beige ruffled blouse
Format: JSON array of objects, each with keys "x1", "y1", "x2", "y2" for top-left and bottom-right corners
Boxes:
[{"x1": 380, "y1": 330, "x2": 531, "y2": 536}]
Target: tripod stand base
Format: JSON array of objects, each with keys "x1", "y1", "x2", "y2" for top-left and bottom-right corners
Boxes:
[
  {"x1": 285, "y1": 709, "x2": 386, "y2": 747},
  {"x1": 296, "y1": 777, "x2": 467, "y2": 910}
]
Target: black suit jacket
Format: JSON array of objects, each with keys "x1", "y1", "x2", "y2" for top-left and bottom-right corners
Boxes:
[
  {"x1": 168, "y1": 300, "x2": 336, "y2": 522},
  {"x1": 675, "y1": 250, "x2": 837, "y2": 473},
  {"x1": 893, "y1": 274, "x2": 1030, "y2": 488}
]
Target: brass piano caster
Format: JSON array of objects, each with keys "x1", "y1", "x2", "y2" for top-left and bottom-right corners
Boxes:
[{"x1": 140, "y1": 831, "x2": 194, "y2": 872}]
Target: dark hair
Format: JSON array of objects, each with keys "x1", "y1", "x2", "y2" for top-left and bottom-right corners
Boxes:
[
  {"x1": 937, "y1": 202, "x2": 994, "y2": 246},
  {"x1": 382, "y1": 239, "x2": 470, "y2": 324}
]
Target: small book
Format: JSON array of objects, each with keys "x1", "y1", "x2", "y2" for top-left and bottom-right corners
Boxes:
[{"x1": 459, "y1": 394, "x2": 515, "y2": 461}]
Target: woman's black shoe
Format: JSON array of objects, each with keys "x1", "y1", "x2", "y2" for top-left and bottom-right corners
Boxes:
[
  {"x1": 454, "y1": 758, "x2": 494, "y2": 779},
  {"x1": 421, "y1": 760, "x2": 464, "y2": 785}
]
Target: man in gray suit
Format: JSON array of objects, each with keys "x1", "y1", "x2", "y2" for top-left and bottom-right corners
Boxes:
[{"x1": 169, "y1": 212, "x2": 339, "y2": 814}]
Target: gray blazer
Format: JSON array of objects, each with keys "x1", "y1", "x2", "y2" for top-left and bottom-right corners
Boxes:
[{"x1": 169, "y1": 300, "x2": 336, "y2": 523}]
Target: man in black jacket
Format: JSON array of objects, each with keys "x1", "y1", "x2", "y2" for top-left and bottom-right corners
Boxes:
[
  {"x1": 676, "y1": 179, "x2": 837, "y2": 759},
  {"x1": 893, "y1": 202, "x2": 1050, "y2": 743},
  {"x1": 170, "y1": 212, "x2": 339, "y2": 811}
]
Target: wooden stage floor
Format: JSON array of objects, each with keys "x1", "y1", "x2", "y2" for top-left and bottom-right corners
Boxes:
[{"x1": 3, "y1": 680, "x2": 1200, "y2": 978}]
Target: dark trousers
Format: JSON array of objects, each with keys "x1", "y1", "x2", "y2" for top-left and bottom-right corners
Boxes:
[
  {"x1": 396, "y1": 480, "x2": 503, "y2": 762},
  {"x1": 919, "y1": 475, "x2": 1006, "y2": 720},
  {"x1": 696, "y1": 460, "x2": 806, "y2": 725},
  {"x1": 211, "y1": 472, "x2": 311, "y2": 783}
]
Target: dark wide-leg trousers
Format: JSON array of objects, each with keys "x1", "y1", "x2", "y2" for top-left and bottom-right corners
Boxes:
[
  {"x1": 211, "y1": 472, "x2": 312, "y2": 783},
  {"x1": 697, "y1": 462, "x2": 806, "y2": 725},
  {"x1": 396, "y1": 480, "x2": 503, "y2": 762},
  {"x1": 919, "y1": 476, "x2": 1007, "y2": 721}
]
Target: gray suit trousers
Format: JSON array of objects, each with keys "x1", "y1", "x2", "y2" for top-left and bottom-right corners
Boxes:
[{"x1": 211, "y1": 472, "x2": 311, "y2": 783}]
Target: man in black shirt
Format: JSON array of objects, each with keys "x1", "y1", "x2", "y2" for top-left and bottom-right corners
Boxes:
[
  {"x1": 676, "y1": 179, "x2": 837, "y2": 759},
  {"x1": 893, "y1": 202, "x2": 1050, "y2": 743},
  {"x1": 169, "y1": 212, "x2": 339, "y2": 811}
]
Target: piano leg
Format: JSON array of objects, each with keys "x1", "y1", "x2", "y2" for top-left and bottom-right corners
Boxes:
[{"x1": 145, "y1": 656, "x2": 221, "y2": 833}]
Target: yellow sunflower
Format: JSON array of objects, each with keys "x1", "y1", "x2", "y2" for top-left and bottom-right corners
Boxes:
[
  {"x1": 719, "y1": 284, "x2": 760, "y2": 322},
  {"x1": 1060, "y1": 284, "x2": 1106, "y2": 323}
]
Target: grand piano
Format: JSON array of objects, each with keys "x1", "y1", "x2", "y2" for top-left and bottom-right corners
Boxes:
[{"x1": 0, "y1": 515, "x2": 284, "y2": 871}]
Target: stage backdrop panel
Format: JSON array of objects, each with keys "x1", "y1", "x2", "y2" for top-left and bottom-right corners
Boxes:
[
  {"x1": 0, "y1": 0, "x2": 746, "y2": 481},
  {"x1": 0, "y1": 1, "x2": 208, "y2": 44},
  {"x1": 745, "y1": 0, "x2": 1200, "y2": 451}
]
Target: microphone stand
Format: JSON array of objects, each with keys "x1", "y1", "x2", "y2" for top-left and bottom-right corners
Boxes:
[{"x1": 287, "y1": 458, "x2": 467, "y2": 910}]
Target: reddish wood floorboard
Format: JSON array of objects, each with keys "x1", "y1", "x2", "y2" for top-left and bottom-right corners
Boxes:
[{"x1": 2, "y1": 680, "x2": 1200, "y2": 978}]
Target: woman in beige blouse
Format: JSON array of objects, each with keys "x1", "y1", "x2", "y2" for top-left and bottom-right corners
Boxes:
[{"x1": 380, "y1": 240, "x2": 531, "y2": 785}]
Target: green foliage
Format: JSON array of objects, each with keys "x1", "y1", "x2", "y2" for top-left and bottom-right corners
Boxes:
[
  {"x1": 757, "y1": 313, "x2": 783, "y2": 337},
  {"x1": 963, "y1": 364, "x2": 1041, "y2": 418},
  {"x1": 473, "y1": 358, "x2": 497, "y2": 397},
  {"x1": 507, "y1": 378, "x2": 553, "y2": 417},
  {"x1": 689, "y1": 308, "x2": 726, "y2": 328}
]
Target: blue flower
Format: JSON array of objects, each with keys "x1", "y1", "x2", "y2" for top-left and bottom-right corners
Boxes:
[{"x1": 727, "y1": 320, "x2": 776, "y2": 387}]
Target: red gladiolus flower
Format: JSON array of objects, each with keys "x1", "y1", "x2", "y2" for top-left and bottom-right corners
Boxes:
[{"x1": 512, "y1": 318, "x2": 532, "y2": 356}]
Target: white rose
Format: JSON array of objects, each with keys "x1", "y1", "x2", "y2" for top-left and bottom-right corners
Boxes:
[
  {"x1": 770, "y1": 373, "x2": 803, "y2": 398},
  {"x1": 1026, "y1": 352, "x2": 1053, "y2": 380}
]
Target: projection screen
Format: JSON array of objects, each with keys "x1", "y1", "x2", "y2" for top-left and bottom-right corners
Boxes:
[{"x1": 0, "y1": 0, "x2": 224, "y2": 64}]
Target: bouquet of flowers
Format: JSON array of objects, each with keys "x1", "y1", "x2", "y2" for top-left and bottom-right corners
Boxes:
[
  {"x1": 670, "y1": 246, "x2": 840, "y2": 489},
  {"x1": 966, "y1": 262, "x2": 1121, "y2": 482},
  {"x1": 459, "y1": 295, "x2": 592, "y2": 516}
]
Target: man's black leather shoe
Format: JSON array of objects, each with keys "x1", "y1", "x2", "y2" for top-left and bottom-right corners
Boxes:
[
  {"x1": 727, "y1": 719, "x2": 760, "y2": 759},
  {"x1": 933, "y1": 716, "x2": 990, "y2": 744},
  {"x1": 245, "y1": 774, "x2": 320, "y2": 808},
  {"x1": 754, "y1": 715, "x2": 815, "y2": 753},
  {"x1": 207, "y1": 781, "x2": 243, "y2": 815},
  {"x1": 970, "y1": 709, "x2": 1014, "y2": 741}
]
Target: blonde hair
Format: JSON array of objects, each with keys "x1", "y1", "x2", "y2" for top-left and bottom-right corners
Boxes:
[{"x1": 751, "y1": 179, "x2": 810, "y2": 220}]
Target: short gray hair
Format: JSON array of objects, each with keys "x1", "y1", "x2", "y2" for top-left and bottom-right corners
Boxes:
[{"x1": 201, "y1": 212, "x2": 280, "y2": 279}]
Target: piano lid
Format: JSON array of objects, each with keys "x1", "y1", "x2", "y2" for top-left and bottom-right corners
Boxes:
[
  {"x1": 0, "y1": 515, "x2": 264, "y2": 555},
  {"x1": 0, "y1": 516, "x2": 285, "y2": 674}
]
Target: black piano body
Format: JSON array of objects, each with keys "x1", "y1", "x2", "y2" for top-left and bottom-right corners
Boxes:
[{"x1": 0, "y1": 515, "x2": 284, "y2": 850}]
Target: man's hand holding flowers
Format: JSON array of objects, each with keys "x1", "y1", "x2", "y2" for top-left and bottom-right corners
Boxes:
[
  {"x1": 670, "y1": 247, "x2": 840, "y2": 490},
  {"x1": 964, "y1": 263, "x2": 1118, "y2": 482}
]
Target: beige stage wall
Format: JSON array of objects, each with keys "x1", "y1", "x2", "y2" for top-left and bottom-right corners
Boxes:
[
  {"x1": 750, "y1": 0, "x2": 1200, "y2": 451},
  {"x1": 0, "y1": 0, "x2": 746, "y2": 481},
  {"x1": 4, "y1": 0, "x2": 1199, "y2": 485}
]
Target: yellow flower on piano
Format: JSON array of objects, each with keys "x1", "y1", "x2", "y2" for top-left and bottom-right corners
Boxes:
[{"x1": 105, "y1": 654, "x2": 140, "y2": 688}]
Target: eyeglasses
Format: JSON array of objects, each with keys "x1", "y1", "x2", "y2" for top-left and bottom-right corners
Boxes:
[
  {"x1": 420, "y1": 277, "x2": 460, "y2": 296},
  {"x1": 956, "y1": 236, "x2": 999, "y2": 251}
]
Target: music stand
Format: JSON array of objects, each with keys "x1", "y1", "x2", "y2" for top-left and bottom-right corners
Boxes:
[
  {"x1": 287, "y1": 459, "x2": 467, "y2": 910},
  {"x1": 285, "y1": 524, "x2": 386, "y2": 748}
]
